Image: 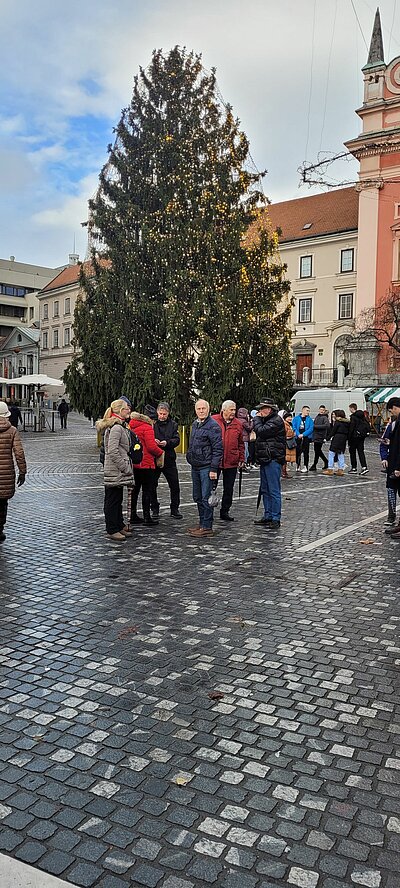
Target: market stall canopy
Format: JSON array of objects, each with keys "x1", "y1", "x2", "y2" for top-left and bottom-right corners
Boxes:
[
  {"x1": 368, "y1": 386, "x2": 400, "y2": 403},
  {"x1": 8, "y1": 373, "x2": 63, "y2": 386}
]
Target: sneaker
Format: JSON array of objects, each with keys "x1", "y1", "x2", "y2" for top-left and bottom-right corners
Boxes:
[
  {"x1": 384, "y1": 517, "x2": 396, "y2": 527},
  {"x1": 309, "y1": 465, "x2": 316, "y2": 472},
  {"x1": 170, "y1": 511, "x2": 183, "y2": 519},
  {"x1": 348, "y1": 468, "x2": 358, "y2": 474},
  {"x1": 296, "y1": 466, "x2": 301, "y2": 472},
  {"x1": 266, "y1": 521, "x2": 281, "y2": 530},
  {"x1": 300, "y1": 467, "x2": 308, "y2": 474},
  {"x1": 143, "y1": 517, "x2": 159, "y2": 526},
  {"x1": 359, "y1": 467, "x2": 369, "y2": 476},
  {"x1": 107, "y1": 532, "x2": 127, "y2": 541}
]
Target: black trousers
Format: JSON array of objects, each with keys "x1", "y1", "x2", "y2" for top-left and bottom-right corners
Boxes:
[
  {"x1": 60, "y1": 415, "x2": 67, "y2": 428},
  {"x1": 248, "y1": 440, "x2": 256, "y2": 465},
  {"x1": 131, "y1": 468, "x2": 157, "y2": 519},
  {"x1": 0, "y1": 498, "x2": 8, "y2": 529},
  {"x1": 296, "y1": 437, "x2": 310, "y2": 467},
  {"x1": 217, "y1": 467, "x2": 237, "y2": 515},
  {"x1": 152, "y1": 463, "x2": 180, "y2": 513},
  {"x1": 312, "y1": 442, "x2": 328, "y2": 467},
  {"x1": 104, "y1": 487, "x2": 124, "y2": 534},
  {"x1": 349, "y1": 440, "x2": 367, "y2": 470}
]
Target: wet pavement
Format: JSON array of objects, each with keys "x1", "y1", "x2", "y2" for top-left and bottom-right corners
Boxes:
[{"x1": 0, "y1": 413, "x2": 399, "y2": 888}]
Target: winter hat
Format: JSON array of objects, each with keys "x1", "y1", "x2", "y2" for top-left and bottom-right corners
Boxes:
[
  {"x1": 0, "y1": 402, "x2": 11, "y2": 418},
  {"x1": 157, "y1": 401, "x2": 170, "y2": 411},
  {"x1": 387, "y1": 397, "x2": 400, "y2": 409},
  {"x1": 120, "y1": 394, "x2": 132, "y2": 408},
  {"x1": 144, "y1": 404, "x2": 157, "y2": 421},
  {"x1": 255, "y1": 398, "x2": 278, "y2": 411}
]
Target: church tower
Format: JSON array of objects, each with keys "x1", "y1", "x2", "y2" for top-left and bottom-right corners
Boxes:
[{"x1": 345, "y1": 8, "x2": 400, "y2": 374}]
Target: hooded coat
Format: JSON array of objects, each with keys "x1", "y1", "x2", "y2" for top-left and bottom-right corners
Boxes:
[
  {"x1": 129, "y1": 412, "x2": 164, "y2": 469},
  {"x1": 349, "y1": 410, "x2": 370, "y2": 441},
  {"x1": 0, "y1": 417, "x2": 27, "y2": 499},
  {"x1": 236, "y1": 408, "x2": 252, "y2": 443},
  {"x1": 327, "y1": 417, "x2": 350, "y2": 453},
  {"x1": 95, "y1": 415, "x2": 133, "y2": 487}
]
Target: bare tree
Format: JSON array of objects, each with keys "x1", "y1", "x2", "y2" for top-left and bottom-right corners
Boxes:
[{"x1": 354, "y1": 287, "x2": 400, "y2": 357}]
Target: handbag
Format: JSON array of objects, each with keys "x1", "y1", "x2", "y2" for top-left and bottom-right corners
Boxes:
[{"x1": 286, "y1": 436, "x2": 297, "y2": 450}]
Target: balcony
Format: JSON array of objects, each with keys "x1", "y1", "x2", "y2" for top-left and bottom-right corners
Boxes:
[{"x1": 293, "y1": 366, "x2": 346, "y2": 387}]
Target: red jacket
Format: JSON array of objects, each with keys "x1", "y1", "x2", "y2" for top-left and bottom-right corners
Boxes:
[
  {"x1": 211, "y1": 414, "x2": 245, "y2": 469},
  {"x1": 129, "y1": 413, "x2": 163, "y2": 469}
]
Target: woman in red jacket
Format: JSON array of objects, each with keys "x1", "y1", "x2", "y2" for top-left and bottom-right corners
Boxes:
[{"x1": 129, "y1": 406, "x2": 163, "y2": 526}]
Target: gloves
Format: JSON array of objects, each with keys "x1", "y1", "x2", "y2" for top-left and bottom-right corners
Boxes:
[{"x1": 17, "y1": 474, "x2": 26, "y2": 487}]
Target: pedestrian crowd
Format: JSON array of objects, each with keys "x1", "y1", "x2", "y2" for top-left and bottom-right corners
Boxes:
[{"x1": 1, "y1": 393, "x2": 400, "y2": 543}]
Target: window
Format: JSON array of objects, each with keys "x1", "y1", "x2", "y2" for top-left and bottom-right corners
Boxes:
[
  {"x1": 42, "y1": 332, "x2": 48, "y2": 349},
  {"x1": 53, "y1": 329, "x2": 59, "y2": 348},
  {"x1": 340, "y1": 248, "x2": 354, "y2": 273},
  {"x1": 300, "y1": 255, "x2": 312, "y2": 278},
  {"x1": 29, "y1": 307, "x2": 34, "y2": 320},
  {"x1": 64, "y1": 327, "x2": 70, "y2": 347},
  {"x1": 64, "y1": 297, "x2": 70, "y2": 315},
  {"x1": 339, "y1": 293, "x2": 353, "y2": 320},
  {"x1": 53, "y1": 301, "x2": 59, "y2": 318},
  {"x1": 298, "y1": 298, "x2": 312, "y2": 323},
  {"x1": 0, "y1": 284, "x2": 29, "y2": 296},
  {"x1": 43, "y1": 304, "x2": 48, "y2": 320}
]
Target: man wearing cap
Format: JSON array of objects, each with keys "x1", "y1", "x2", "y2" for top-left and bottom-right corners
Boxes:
[
  {"x1": 151, "y1": 402, "x2": 183, "y2": 519},
  {"x1": 253, "y1": 398, "x2": 286, "y2": 530},
  {"x1": 0, "y1": 401, "x2": 27, "y2": 542},
  {"x1": 385, "y1": 397, "x2": 400, "y2": 539}
]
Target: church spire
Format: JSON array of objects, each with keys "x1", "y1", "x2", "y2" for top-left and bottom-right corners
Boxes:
[{"x1": 363, "y1": 7, "x2": 385, "y2": 69}]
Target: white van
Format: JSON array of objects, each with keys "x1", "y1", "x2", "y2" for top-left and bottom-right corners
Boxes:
[{"x1": 292, "y1": 388, "x2": 367, "y2": 417}]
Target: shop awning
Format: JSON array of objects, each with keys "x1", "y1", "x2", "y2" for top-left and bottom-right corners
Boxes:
[{"x1": 369, "y1": 386, "x2": 400, "y2": 403}]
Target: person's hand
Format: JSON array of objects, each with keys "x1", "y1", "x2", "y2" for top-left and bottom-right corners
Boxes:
[
  {"x1": 382, "y1": 460, "x2": 388, "y2": 469},
  {"x1": 238, "y1": 461, "x2": 245, "y2": 468},
  {"x1": 17, "y1": 474, "x2": 26, "y2": 487},
  {"x1": 160, "y1": 440, "x2": 167, "y2": 447},
  {"x1": 298, "y1": 434, "x2": 303, "y2": 439},
  {"x1": 155, "y1": 438, "x2": 161, "y2": 444},
  {"x1": 209, "y1": 471, "x2": 217, "y2": 480}
]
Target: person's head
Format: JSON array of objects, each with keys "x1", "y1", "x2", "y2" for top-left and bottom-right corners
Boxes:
[
  {"x1": 284, "y1": 411, "x2": 292, "y2": 421},
  {"x1": 195, "y1": 399, "x2": 210, "y2": 421},
  {"x1": 318, "y1": 405, "x2": 326, "y2": 414},
  {"x1": 349, "y1": 403, "x2": 357, "y2": 413},
  {"x1": 301, "y1": 405, "x2": 310, "y2": 416},
  {"x1": 221, "y1": 399, "x2": 236, "y2": 421},
  {"x1": 255, "y1": 398, "x2": 278, "y2": 417},
  {"x1": 388, "y1": 397, "x2": 400, "y2": 419},
  {"x1": 110, "y1": 398, "x2": 131, "y2": 421},
  {"x1": 157, "y1": 401, "x2": 170, "y2": 421},
  {"x1": 144, "y1": 404, "x2": 157, "y2": 421},
  {"x1": 335, "y1": 409, "x2": 346, "y2": 419}
]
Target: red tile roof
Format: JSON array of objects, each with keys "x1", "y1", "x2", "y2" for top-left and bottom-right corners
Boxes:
[
  {"x1": 262, "y1": 186, "x2": 359, "y2": 243},
  {"x1": 40, "y1": 259, "x2": 111, "y2": 293}
]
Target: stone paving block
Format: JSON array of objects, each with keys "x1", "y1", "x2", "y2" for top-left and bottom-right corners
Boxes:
[{"x1": 65, "y1": 861, "x2": 103, "y2": 886}]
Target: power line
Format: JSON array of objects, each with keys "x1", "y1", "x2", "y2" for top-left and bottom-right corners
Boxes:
[
  {"x1": 304, "y1": 0, "x2": 317, "y2": 162},
  {"x1": 350, "y1": 0, "x2": 369, "y2": 51},
  {"x1": 319, "y1": 0, "x2": 338, "y2": 153},
  {"x1": 389, "y1": 0, "x2": 397, "y2": 59}
]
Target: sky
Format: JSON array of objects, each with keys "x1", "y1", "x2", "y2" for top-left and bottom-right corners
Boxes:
[{"x1": 1, "y1": 0, "x2": 400, "y2": 269}]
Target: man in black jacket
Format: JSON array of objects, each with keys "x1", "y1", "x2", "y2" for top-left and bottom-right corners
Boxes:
[
  {"x1": 186, "y1": 399, "x2": 223, "y2": 538},
  {"x1": 348, "y1": 403, "x2": 369, "y2": 475},
  {"x1": 152, "y1": 402, "x2": 182, "y2": 519},
  {"x1": 385, "y1": 397, "x2": 400, "y2": 538},
  {"x1": 253, "y1": 398, "x2": 286, "y2": 530}
]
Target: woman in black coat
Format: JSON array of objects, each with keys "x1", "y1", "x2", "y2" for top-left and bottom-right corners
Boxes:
[{"x1": 322, "y1": 410, "x2": 350, "y2": 477}]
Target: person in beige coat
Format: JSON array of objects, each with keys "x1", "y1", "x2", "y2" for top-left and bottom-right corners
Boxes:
[
  {"x1": 0, "y1": 401, "x2": 27, "y2": 542},
  {"x1": 96, "y1": 399, "x2": 134, "y2": 541}
]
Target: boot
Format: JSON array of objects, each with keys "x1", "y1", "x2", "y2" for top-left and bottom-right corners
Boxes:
[
  {"x1": 130, "y1": 514, "x2": 143, "y2": 525},
  {"x1": 336, "y1": 469, "x2": 344, "y2": 476},
  {"x1": 322, "y1": 469, "x2": 333, "y2": 476},
  {"x1": 309, "y1": 464, "x2": 317, "y2": 472},
  {"x1": 143, "y1": 515, "x2": 159, "y2": 526}
]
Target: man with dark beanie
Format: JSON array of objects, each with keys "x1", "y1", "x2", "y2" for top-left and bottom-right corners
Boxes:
[
  {"x1": 151, "y1": 402, "x2": 182, "y2": 519},
  {"x1": 385, "y1": 397, "x2": 400, "y2": 538}
]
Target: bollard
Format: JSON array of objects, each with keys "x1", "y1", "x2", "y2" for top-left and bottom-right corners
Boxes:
[{"x1": 52, "y1": 411, "x2": 55, "y2": 432}]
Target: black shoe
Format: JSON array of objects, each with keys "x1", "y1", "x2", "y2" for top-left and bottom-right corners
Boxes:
[
  {"x1": 170, "y1": 511, "x2": 183, "y2": 520},
  {"x1": 143, "y1": 517, "x2": 159, "y2": 526},
  {"x1": 267, "y1": 521, "x2": 281, "y2": 530},
  {"x1": 0, "y1": 531, "x2": 5, "y2": 543},
  {"x1": 254, "y1": 518, "x2": 272, "y2": 526},
  {"x1": 151, "y1": 509, "x2": 160, "y2": 517},
  {"x1": 220, "y1": 513, "x2": 234, "y2": 522},
  {"x1": 348, "y1": 468, "x2": 358, "y2": 474},
  {"x1": 309, "y1": 465, "x2": 316, "y2": 472},
  {"x1": 130, "y1": 515, "x2": 144, "y2": 525}
]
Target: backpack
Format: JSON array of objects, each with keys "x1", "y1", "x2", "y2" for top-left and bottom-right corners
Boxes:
[
  {"x1": 356, "y1": 417, "x2": 370, "y2": 439},
  {"x1": 129, "y1": 429, "x2": 143, "y2": 465}
]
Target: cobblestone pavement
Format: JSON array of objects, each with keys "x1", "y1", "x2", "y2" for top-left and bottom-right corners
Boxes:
[{"x1": 0, "y1": 414, "x2": 399, "y2": 888}]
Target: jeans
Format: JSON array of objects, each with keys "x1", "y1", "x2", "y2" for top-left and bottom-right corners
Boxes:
[
  {"x1": 152, "y1": 462, "x2": 180, "y2": 512},
  {"x1": 260, "y1": 460, "x2": 282, "y2": 522},
  {"x1": 104, "y1": 487, "x2": 124, "y2": 534},
  {"x1": 328, "y1": 451, "x2": 345, "y2": 469},
  {"x1": 192, "y1": 467, "x2": 213, "y2": 529},
  {"x1": 217, "y1": 467, "x2": 237, "y2": 515},
  {"x1": 312, "y1": 442, "x2": 328, "y2": 467},
  {"x1": 349, "y1": 440, "x2": 367, "y2": 470},
  {"x1": 296, "y1": 437, "x2": 310, "y2": 468}
]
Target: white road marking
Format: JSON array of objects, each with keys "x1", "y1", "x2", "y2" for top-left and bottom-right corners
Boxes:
[{"x1": 296, "y1": 510, "x2": 388, "y2": 553}]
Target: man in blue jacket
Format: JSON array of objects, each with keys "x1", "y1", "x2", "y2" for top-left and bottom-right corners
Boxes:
[
  {"x1": 186, "y1": 399, "x2": 223, "y2": 538},
  {"x1": 292, "y1": 406, "x2": 314, "y2": 473}
]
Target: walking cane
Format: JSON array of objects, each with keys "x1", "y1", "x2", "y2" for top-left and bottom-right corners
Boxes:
[
  {"x1": 238, "y1": 466, "x2": 243, "y2": 499},
  {"x1": 126, "y1": 486, "x2": 132, "y2": 531}
]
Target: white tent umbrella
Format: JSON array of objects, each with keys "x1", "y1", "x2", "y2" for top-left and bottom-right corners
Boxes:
[
  {"x1": 0, "y1": 377, "x2": 10, "y2": 384},
  {"x1": 8, "y1": 373, "x2": 63, "y2": 386}
]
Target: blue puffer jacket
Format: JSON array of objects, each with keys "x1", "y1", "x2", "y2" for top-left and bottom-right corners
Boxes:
[
  {"x1": 292, "y1": 414, "x2": 314, "y2": 439},
  {"x1": 186, "y1": 416, "x2": 223, "y2": 472}
]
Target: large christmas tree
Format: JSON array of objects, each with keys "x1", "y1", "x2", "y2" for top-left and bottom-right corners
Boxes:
[{"x1": 64, "y1": 47, "x2": 292, "y2": 421}]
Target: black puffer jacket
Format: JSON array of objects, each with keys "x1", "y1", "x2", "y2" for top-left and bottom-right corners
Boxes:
[
  {"x1": 387, "y1": 418, "x2": 400, "y2": 476},
  {"x1": 328, "y1": 418, "x2": 350, "y2": 453},
  {"x1": 153, "y1": 418, "x2": 180, "y2": 466},
  {"x1": 349, "y1": 410, "x2": 370, "y2": 441},
  {"x1": 312, "y1": 413, "x2": 330, "y2": 443},
  {"x1": 253, "y1": 411, "x2": 286, "y2": 465}
]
